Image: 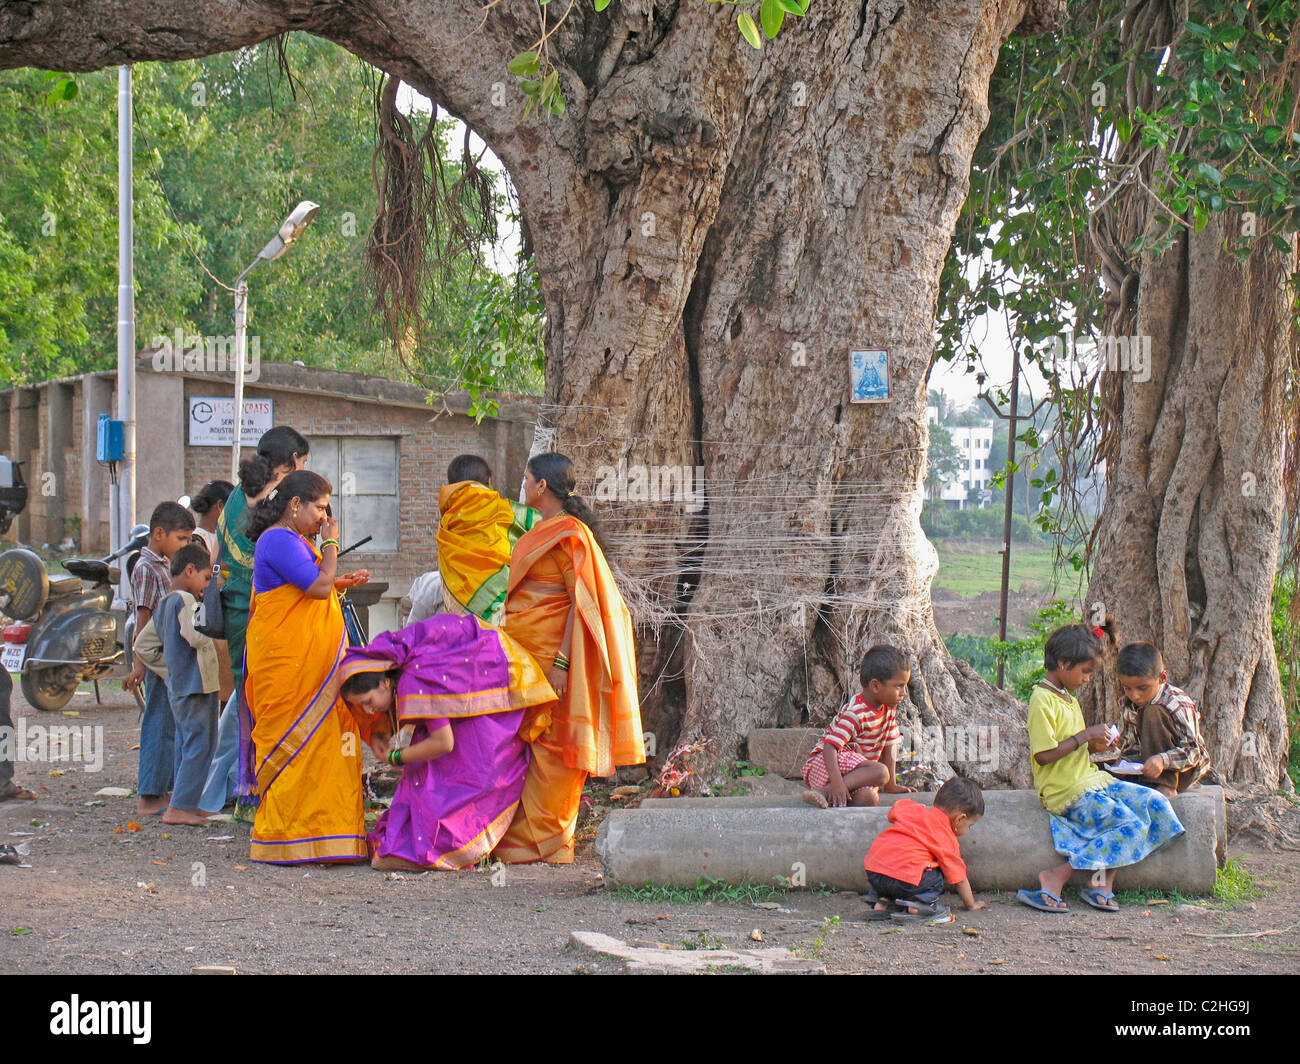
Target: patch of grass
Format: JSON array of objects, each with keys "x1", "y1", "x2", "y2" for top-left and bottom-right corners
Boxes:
[
  {"x1": 794, "y1": 915, "x2": 840, "y2": 959},
  {"x1": 714, "y1": 760, "x2": 769, "y2": 797},
  {"x1": 1113, "y1": 887, "x2": 1199, "y2": 908},
  {"x1": 704, "y1": 963, "x2": 757, "y2": 974},
  {"x1": 681, "y1": 931, "x2": 726, "y2": 950},
  {"x1": 612, "y1": 875, "x2": 791, "y2": 905},
  {"x1": 931, "y1": 537, "x2": 1071, "y2": 598},
  {"x1": 1116, "y1": 857, "x2": 1262, "y2": 911},
  {"x1": 1214, "y1": 857, "x2": 1262, "y2": 906}
]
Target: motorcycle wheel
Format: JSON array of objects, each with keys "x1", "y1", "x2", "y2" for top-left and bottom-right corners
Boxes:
[{"x1": 20, "y1": 668, "x2": 76, "y2": 712}]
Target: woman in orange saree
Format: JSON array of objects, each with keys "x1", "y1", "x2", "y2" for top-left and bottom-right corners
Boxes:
[
  {"x1": 240, "y1": 470, "x2": 372, "y2": 865},
  {"x1": 494, "y1": 452, "x2": 645, "y2": 864}
]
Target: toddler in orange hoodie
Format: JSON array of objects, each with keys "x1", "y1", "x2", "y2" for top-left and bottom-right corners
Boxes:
[{"x1": 862, "y1": 776, "x2": 988, "y2": 923}]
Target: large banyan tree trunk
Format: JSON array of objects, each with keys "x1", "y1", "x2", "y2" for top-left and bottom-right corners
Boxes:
[
  {"x1": 1084, "y1": 210, "x2": 1293, "y2": 789},
  {"x1": 1, "y1": 0, "x2": 1064, "y2": 787}
]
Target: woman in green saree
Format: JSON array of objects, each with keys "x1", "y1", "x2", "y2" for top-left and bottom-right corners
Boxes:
[{"x1": 198, "y1": 426, "x2": 309, "y2": 815}]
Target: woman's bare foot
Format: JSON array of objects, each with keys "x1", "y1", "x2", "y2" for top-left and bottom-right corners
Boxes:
[
  {"x1": 136, "y1": 794, "x2": 170, "y2": 816},
  {"x1": 161, "y1": 807, "x2": 208, "y2": 826},
  {"x1": 801, "y1": 789, "x2": 829, "y2": 809},
  {"x1": 0, "y1": 782, "x2": 38, "y2": 802}
]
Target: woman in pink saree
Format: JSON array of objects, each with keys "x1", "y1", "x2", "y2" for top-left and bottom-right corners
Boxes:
[{"x1": 338, "y1": 614, "x2": 554, "y2": 871}]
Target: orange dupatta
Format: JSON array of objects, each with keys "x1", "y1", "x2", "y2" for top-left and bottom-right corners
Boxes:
[{"x1": 503, "y1": 514, "x2": 644, "y2": 776}]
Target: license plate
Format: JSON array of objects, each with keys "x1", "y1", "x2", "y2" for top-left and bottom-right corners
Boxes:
[{"x1": 1, "y1": 643, "x2": 24, "y2": 672}]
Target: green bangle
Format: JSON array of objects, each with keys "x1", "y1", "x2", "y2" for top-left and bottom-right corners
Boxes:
[
  {"x1": 388, "y1": 747, "x2": 403, "y2": 767},
  {"x1": 321, "y1": 539, "x2": 340, "y2": 550}
]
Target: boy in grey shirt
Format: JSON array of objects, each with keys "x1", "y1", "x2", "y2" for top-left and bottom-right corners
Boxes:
[{"x1": 136, "y1": 543, "x2": 220, "y2": 826}]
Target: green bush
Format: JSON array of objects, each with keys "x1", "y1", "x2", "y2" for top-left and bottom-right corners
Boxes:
[
  {"x1": 944, "y1": 599, "x2": 1081, "y2": 700},
  {"x1": 921, "y1": 501, "x2": 1048, "y2": 544}
]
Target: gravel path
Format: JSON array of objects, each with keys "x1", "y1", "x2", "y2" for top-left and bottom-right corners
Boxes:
[{"x1": 2, "y1": 688, "x2": 1297, "y2": 975}]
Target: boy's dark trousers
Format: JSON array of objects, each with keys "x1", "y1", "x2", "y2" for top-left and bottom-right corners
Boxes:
[
  {"x1": 865, "y1": 867, "x2": 946, "y2": 907},
  {"x1": 1133, "y1": 704, "x2": 1205, "y2": 794},
  {"x1": 0, "y1": 667, "x2": 13, "y2": 792},
  {"x1": 168, "y1": 690, "x2": 219, "y2": 812}
]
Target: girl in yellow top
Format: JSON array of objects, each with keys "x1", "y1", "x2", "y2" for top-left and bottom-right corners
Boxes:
[{"x1": 1019, "y1": 624, "x2": 1184, "y2": 914}]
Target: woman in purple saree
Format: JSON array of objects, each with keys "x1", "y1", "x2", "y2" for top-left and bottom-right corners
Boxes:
[{"x1": 339, "y1": 614, "x2": 554, "y2": 871}]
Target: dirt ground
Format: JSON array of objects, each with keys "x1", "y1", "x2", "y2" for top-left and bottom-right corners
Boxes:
[
  {"x1": 1, "y1": 686, "x2": 1298, "y2": 975},
  {"x1": 930, "y1": 587, "x2": 1050, "y2": 638}
]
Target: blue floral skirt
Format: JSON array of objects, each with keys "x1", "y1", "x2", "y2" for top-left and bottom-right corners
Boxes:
[{"x1": 1049, "y1": 781, "x2": 1185, "y2": 870}]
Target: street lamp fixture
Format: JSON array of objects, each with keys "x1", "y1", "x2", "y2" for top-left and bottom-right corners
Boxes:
[{"x1": 229, "y1": 200, "x2": 319, "y2": 482}]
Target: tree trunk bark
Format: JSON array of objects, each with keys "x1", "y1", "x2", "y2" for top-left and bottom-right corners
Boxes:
[
  {"x1": 1, "y1": 0, "x2": 1063, "y2": 789},
  {"x1": 1084, "y1": 211, "x2": 1293, "y2": 789}
]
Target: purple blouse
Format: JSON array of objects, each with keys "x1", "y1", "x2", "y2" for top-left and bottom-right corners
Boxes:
[{"x1": 253, "y1": 528, "x2": 320, "y2": 593}]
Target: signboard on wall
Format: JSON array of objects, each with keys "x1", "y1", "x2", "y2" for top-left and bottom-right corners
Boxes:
[{"x1": 188, "y1": 398, "x2": 274, "y2": 446}]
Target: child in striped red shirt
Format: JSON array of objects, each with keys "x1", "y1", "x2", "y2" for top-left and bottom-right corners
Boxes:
[{"x1": 801, "y1": 644, "x2": 914, "y2": 808}]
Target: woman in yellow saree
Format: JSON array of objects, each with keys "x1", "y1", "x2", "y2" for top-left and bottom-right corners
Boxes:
[
  {"x1": 240, "y1": 470, "x2": 372, "y2": 864},
  {"x1": 495, "y1": 452, "x2": 645, "y2": 864}
]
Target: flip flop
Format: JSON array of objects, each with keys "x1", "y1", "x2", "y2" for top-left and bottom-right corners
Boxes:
[
  {"x1": 891, "y1": 902, "x2": 953, "y2": 923},
  {"x1": 1016, "y1": 888, "x2": 1069, "y2": 913},
  {"x1": 1080, "y1": 888, "x2": 1120, "y2": 912}
]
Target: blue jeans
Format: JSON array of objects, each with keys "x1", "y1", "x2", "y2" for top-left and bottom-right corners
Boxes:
[
  {"x1": 137, "y1": 670, "x2": 176, "y2": 797},
  {"x1": 169, "y1": 690, "x2": 219, "y2": 812},
  {"x1": 199, "y1": 689, "x2": 240, "y2": 813}
]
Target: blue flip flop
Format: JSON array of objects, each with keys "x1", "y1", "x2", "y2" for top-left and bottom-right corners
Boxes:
[
  {"x1": 1080, "y1": 888, "x2": 1120, "y2": 912},
  {"x1": 1016, "y1": 888, "x2": 1069, "y2": 913}
]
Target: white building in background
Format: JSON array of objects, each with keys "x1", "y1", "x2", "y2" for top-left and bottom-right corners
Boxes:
[{"x1": 929, "y1": 415, "x2": 996, "y2": 509}]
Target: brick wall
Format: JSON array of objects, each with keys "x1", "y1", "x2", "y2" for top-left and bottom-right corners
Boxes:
[
  {"x1": 181, "y1": 381, "x2": 517, "y2": 601},
  {"x1": 4, "y1": 365, "x2": 537, "y2": 635}
]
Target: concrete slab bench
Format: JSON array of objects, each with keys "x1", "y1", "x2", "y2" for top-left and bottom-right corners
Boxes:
[{"x1": 597, "y1": 786, "x2": 1225, "y2": 895}]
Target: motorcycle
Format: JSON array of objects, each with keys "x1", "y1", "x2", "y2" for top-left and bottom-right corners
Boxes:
[
  {"x1": 0, "y1": 456, "x2": 27, "y2": 535},
  {"x1": 0, "y1": 525, "x2": 149, "y2": 712}
]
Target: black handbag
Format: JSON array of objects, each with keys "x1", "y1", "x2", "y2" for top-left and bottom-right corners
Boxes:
[{"x1": 195, "y1": 564, "x2": 226, "y2": 639}]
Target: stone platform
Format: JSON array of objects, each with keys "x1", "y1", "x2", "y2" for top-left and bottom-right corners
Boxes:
[{"x1": 597, "y1": 787, "x2": 1226, "y2": 894}]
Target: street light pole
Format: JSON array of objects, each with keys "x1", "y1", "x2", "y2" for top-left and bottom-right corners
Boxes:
[
  {"x1": 979, "y1": 351, "x2": 1050, "y2": 688},
  {"x1": 227, "y1": 201, "x2": 319, "y2": 483},
  {"x1": 229, "y1": 271, "x2": 253, "y2": 484},
  {"x1": 115, "y1": 64, "x2": 136, "y2": 550}
]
